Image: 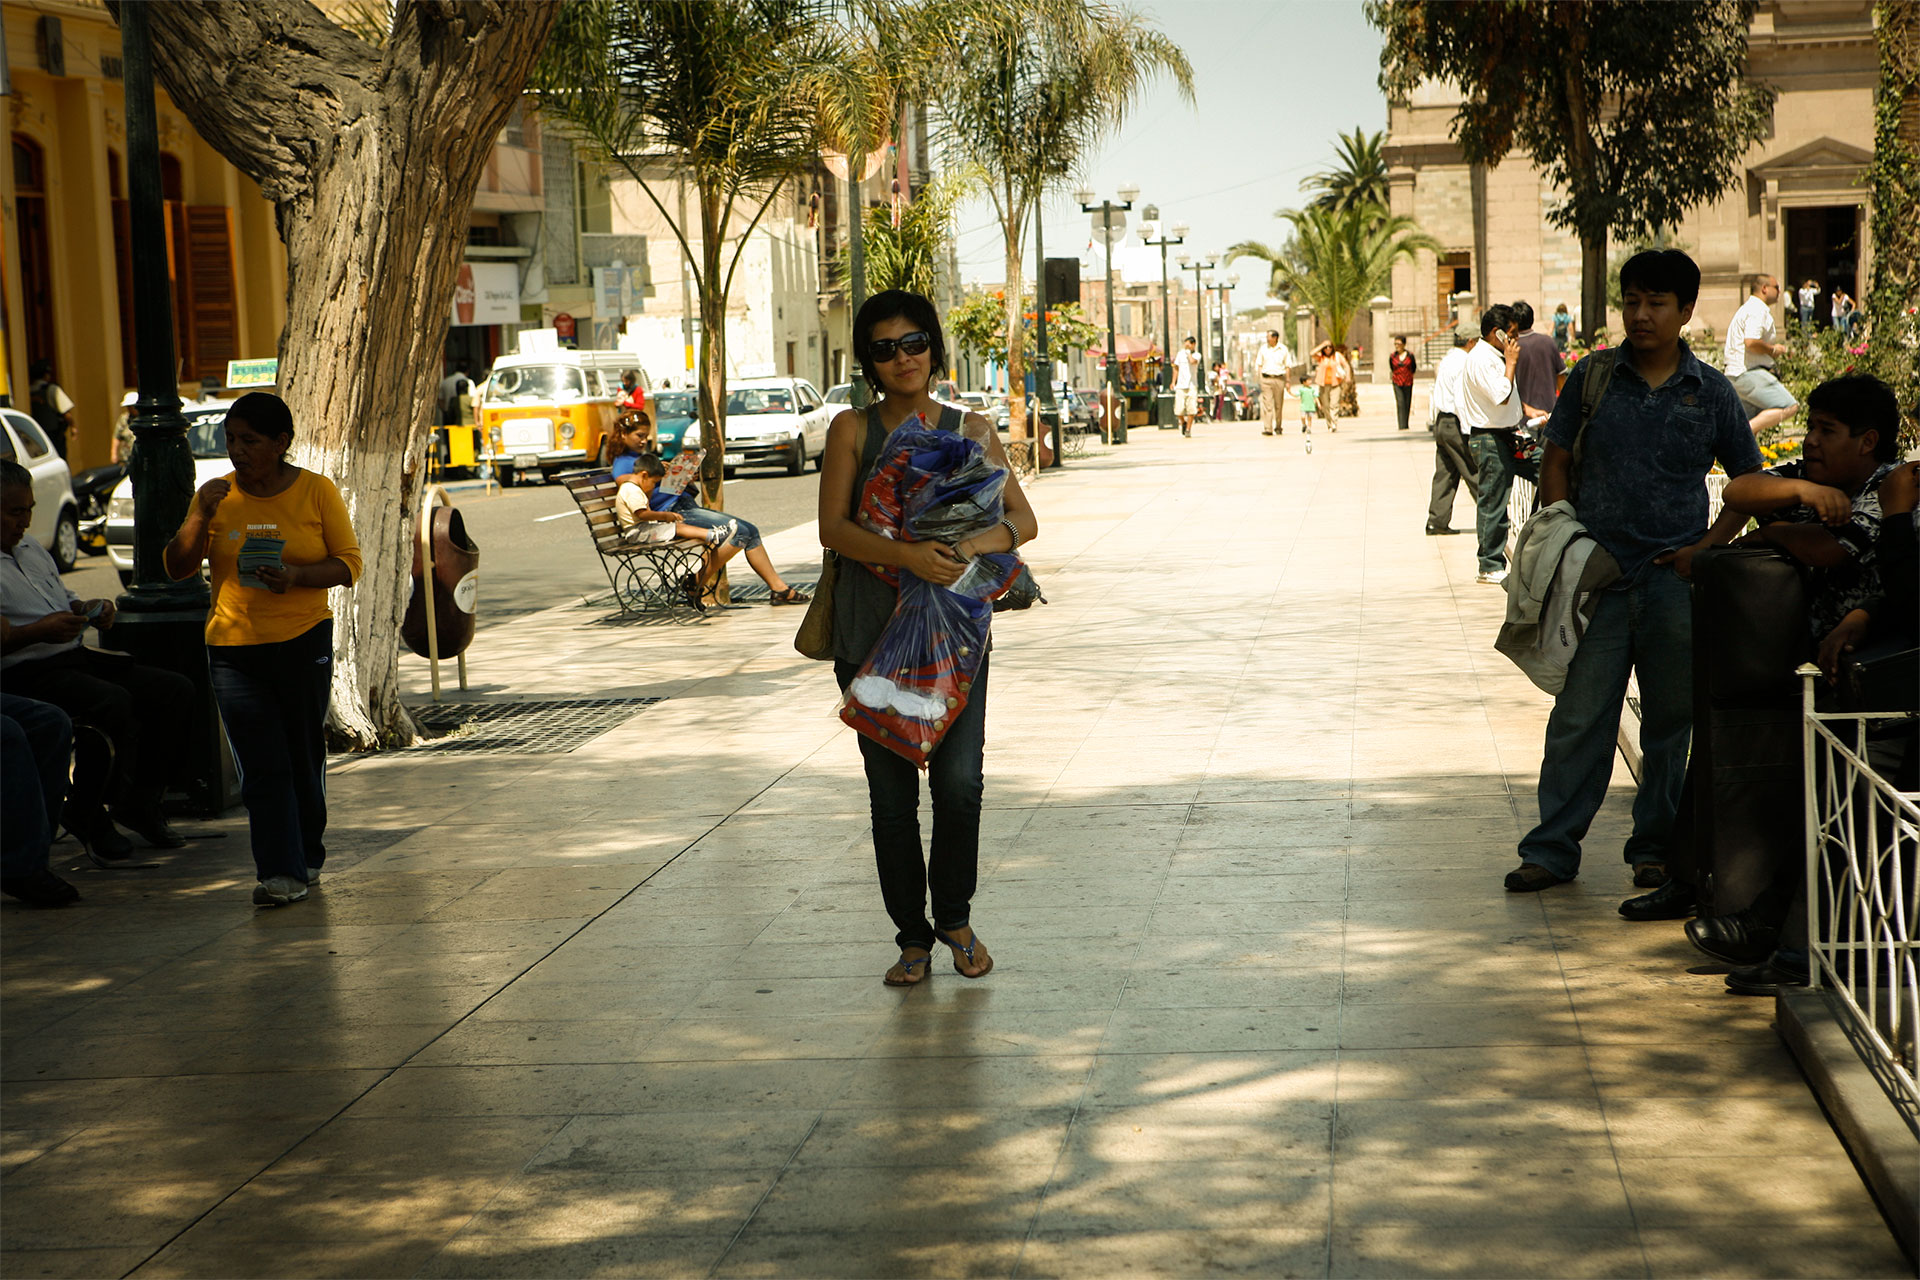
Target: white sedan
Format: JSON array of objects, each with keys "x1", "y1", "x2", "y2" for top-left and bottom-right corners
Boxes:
[
  {"x1": 106, "y1": 406, "x2": 233, "y2": 585},
  {"x1": 1, "y1": 408, "x2": 78, "y2": 570},
  {"x1": 692, "y1": 377, "x2": 829, "y2": 476}
]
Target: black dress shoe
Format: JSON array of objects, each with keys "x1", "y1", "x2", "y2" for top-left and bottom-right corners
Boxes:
[
  {"x1": 1725, "y1": 956, "x2": 1809, "y2": 996},
  {"x1": 2, "y1": 869, "x2": 81, "y2": 907},
  {"x1": 109, "y1": 806, "x2": 186, "y2": 849},
  {"x1": 1618, "y1": 878, "x2": 1696, "y2": 921},
  {"x1": 1686, "y1": 910, "x2": 1779, "y2": 966},
  {"x1": 1504, "y1": 863, "x2": 1570, "y2": 892},
  {"x1": 1425, "y1": 526, "x2": 1462, "y2": 536}
]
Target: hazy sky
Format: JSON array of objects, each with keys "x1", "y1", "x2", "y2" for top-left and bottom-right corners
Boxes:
[{"x1": 949, "y1": 0, "x2": 1388, "y2": 321}]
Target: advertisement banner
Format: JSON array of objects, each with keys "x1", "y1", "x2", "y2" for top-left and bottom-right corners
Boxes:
[
  {"x1": 592, "y1": 266, "x2": 638, "y2": 319},
  {"x1": 451, "y1": 262, "x2": 520, "y2": 327}
]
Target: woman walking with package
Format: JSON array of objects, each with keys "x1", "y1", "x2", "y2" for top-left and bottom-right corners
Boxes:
[
  {"x1": 817, "y1": 290, "x2": 1038, "y2": 986},
  {"x1": 166, "y1": 392, "x2": 361, "y2": 906}
]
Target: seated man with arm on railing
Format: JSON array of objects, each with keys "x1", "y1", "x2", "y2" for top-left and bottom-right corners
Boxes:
[{"x1": 1665, "y1": 375, "x2": 1910, "y2": 997}]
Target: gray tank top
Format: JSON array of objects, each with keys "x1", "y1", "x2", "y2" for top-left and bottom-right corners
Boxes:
[{"x1": 830, "y1": 402, "x2": 965, "y2": 664}]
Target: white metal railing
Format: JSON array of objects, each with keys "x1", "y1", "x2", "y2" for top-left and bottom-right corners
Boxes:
[{"x1": 1799, "y1": 665, "x2": 1920, "y2": 1136}]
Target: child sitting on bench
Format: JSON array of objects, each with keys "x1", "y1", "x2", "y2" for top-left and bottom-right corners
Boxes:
[{"x1": 614, "y1": 454, "x2": 810, "y2": 606}]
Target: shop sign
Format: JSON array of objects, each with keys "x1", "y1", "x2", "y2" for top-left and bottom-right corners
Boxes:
[
  {"x1": 593, "y1": 266, "x2": 639, "y2": 319},
  {"x1": 225, "y1": 358, "x2": 279, "y2": 388},
  {"x1": 553, "y1": 313, "x2": 577, "y2": 341}
]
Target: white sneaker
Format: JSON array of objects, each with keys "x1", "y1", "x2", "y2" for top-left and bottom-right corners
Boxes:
[
  {"x1": 1475, "y1": 569, "x2": 1510, "y2": 585},
  {"x1": 305, "y1": 866, "x2": 322, "y2": 885},
  {"x1": 252, "y1": 876, "x2": 309, "y2": 906}
]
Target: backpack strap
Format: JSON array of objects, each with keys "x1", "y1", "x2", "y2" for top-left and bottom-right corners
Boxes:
[{"x1": 1568, "y1": 348, "x2": 1619, "y2": 504}]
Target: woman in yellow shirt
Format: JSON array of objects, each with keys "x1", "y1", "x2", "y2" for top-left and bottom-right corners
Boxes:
[{"x1": 165, "y1": 392, "x2": 362, "y2": 907}]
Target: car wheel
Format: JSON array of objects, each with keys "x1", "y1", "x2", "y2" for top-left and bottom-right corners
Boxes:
[
  {"x1": 787, "y1": 439, "x2": 806, "y2": 476},
  {"x1": 52, "y1": 510, "x2": 79, "y2": 572}
]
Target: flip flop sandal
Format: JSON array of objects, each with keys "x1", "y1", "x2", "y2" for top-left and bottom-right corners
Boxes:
[
  {"x1": 883, "y1": 951, "x2": 933, "y2": 987},
  {"x1": 933, "y1": 928, "x2": 993, "y2": 979},
  {"x1": 770, "y1": 587, "x2": 811, "y2": 605}
]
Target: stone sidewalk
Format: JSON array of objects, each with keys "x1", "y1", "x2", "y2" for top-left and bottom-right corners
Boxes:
[{"x1": 2, "y1": 389, "x2": 1907, "y2": 1278}]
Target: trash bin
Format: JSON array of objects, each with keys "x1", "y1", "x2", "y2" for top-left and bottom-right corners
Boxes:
[
  {"x1": 402, "y1": 504, "x2": 481, "y2": 659},
  {"x1": 1156, "y1": 391, "x2": 1177, "y2": 429},
  {"x1": 1036, "y1": 406, "x2": 1061, "y2": 466}
]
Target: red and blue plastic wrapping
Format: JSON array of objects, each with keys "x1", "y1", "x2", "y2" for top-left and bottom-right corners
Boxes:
[{"x1": 842, "y1": 420, "x2": 1026, "y2": 767}]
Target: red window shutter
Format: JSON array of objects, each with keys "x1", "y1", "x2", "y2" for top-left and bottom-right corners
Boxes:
[
  {"x1": 111, "y1": 199, "x2": 136, "y2": 383},
  {"x1": 165, "y1": 201, "x2": 194, "y2": 382},
  {"x1": 185, "y1": 206, "x2": 238, "y2": 379}
]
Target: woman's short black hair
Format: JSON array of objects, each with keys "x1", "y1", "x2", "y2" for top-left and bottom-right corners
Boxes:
[
  {"x1": 1618, "y1": 249, "x2": 1701, "y2": 306},
  {"x1": 852, "y1": 290, "x2": 946, "y2": 392},
  {"x1": 227, "y1": 391, "x2": 295, "y2": 442},
  {"x1": 1808, "y1": 375, "x2": 1900, "y2": 462}
]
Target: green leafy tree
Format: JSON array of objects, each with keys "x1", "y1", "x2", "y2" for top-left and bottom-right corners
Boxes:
[
  {"x1": 1223, "y1": 236, "x2": 1298, "y2": 304},
  {"x1": 534, "y1": 0, "x2": 847, "y2": 512},
  {"x1": 861, "y1": 168, "x2": 975, "y2": 299},
  {"x1": 1368, "y1": 0, "x2": 1775, "y2": 344},
  {"x1": 1303, "y1": 128, "x2": 1389, "y2": 212},
  {"x1": 950, "y1": 292, "x2": 1101, "y2": 369},
  {"x1": 1867, "y1": 0, "x2": 1919, "y2": 446},
  {"x1": 1232, "y1": 203, "x2": 1438, "y2": 348},
  {"x1": 934, "y1": 0, "x2": 1193, "y2": 442}
]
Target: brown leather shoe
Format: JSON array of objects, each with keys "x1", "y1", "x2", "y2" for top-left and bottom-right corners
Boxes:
[{"x1": 1503, "y1": 863, "x2": 1570, "y2": 893}]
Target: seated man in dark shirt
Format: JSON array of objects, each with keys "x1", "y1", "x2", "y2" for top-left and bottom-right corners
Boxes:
[{"x1": 1637, "y1": 375, "x2": 1906, "y2": 994}]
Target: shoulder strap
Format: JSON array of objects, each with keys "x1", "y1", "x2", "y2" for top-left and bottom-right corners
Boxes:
[{"x1": 1568, "y1": 348, "x2": 1619, "y2": 504}]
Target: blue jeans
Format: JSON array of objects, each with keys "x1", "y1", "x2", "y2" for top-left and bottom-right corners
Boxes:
[
  {"x1": 1519, "y1": 570, "x2": 1693, "y2": 880},
  {"x1": 1469, "y1": 430, "x2": 1520, "y2": 573},
  {"x1": 679, "y1": 506, "x2": 762, "y2": 550},
  {"x1": 835, "y1": 655, "x2": 989, "y2": 951},
  {"x1": 208, "y1": 621, "x2": 332, "y2": 883},
  {"x1": 1, "y1": 694, "x2": 71, "y2": 876}
]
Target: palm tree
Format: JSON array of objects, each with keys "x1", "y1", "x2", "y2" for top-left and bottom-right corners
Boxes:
[
  {"x1": 933, "y1": 0, "x2": 1193, "y2": 441},
  {"x1": 1259, "y1": 203, "x2": 1440, "y2": 348},
  {"x1": 1303, "y1": 128, "x2": 1390, "y2": 213},
  {"x1": 862, "y1": 167, "x2": 977, "y2": 298},
  {"x1": 1224, "y1": 236, "x2": 1297, "y2": 304},
  {"x1": 534, "y1": 0, "x2": 849, "y2": 511}
]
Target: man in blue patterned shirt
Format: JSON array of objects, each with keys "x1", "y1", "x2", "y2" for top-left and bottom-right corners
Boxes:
[{"x1": 1505, "y1": 250, "x2": 1764, "y2": 895}]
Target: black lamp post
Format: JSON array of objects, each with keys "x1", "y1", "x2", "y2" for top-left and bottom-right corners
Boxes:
[
  {"x1": 1075, "y1": 184, "x2": 1138, "y2": 445},
  {"x1": 1178, "y1": 253, "x2": 1215, "y2": 376},
  {"x1": 115, "y1": 3, "x2": 226, "y2": 815},
  {"x1": 1140, "y1": 209, "x2": 1185, "y2": 390}
]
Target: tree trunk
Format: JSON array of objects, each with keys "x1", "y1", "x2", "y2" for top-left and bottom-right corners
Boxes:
[
  {"x1": 1002, "y1": 203, "x2": 1027, "y2": 444},
  {"x1": 131, "y1": 0, "x2": 559, "y2": 748},
  {"x1": 1870, "y1": 0, "x2": 1920, "y2": 446},
  {"x1": 1579, "y1": 229, "x2": 1608, "y2": 348}
]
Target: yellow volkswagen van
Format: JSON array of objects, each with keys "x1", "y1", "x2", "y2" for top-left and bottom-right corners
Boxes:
[{"x1": 478, "y1": 333, "x2": 649, "y2": 486}]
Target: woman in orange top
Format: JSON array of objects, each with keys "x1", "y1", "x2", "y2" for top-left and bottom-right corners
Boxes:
[{"x1": 165, "y1": 392, "x2": 362, "y2": 907}]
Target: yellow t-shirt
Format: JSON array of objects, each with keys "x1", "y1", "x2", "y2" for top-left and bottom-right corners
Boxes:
[{"x1": 204, "y1": 469, "x2": 363, "y2": 646}]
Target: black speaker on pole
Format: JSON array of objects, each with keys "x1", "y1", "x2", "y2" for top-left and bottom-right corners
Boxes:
[{"x1": 1044, "y1": 257, "x2": 1080, "y2": 307}]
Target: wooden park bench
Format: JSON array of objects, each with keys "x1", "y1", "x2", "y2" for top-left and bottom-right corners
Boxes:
[{"x1": 561, "y1": 471, "x2": 708, "y2": 615}]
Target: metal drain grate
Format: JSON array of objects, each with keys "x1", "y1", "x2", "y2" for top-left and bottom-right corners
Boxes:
[
  {"x1": 407, "y1": 698, "x2": 663, "y2": 755},
  {"x1": 717, "y1": 578, "x2": 818, "y2": 603}
]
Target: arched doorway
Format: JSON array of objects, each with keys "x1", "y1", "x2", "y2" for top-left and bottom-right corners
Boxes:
[{"x1": 12, "y1": 135, "x2": 54, "y2": 375}]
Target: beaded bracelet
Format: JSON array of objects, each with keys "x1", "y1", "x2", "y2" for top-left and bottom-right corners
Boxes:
[{"x1": 1000, "y1": 517, "x2": 1020, "y2": 552}]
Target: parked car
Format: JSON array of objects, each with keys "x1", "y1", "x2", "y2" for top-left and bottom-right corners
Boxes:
[
  {"x1": 955, "y1": 391, "x2": 990, "y2": 414},
  {"x1": 680, "y1": 376, "x2": 829, "y2": 476},
  {"x1": 477, "y1": 335, "x2": 649, "y2": 486},
  {"x1": 824, "y1": 382, "x2": 854, "y2": 409},
  {"x1": 106, "y1": 404, "x2": 232, "y2": 586},
  {"x1": 647, "y1": 390, "x2": 698, "y2": 461},
  {"x1": 0, "y1": 408, "x2": 78, "y2": 570}
]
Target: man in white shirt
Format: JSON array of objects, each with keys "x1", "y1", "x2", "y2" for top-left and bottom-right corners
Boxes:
[
  {"x1": 1172, "y1": 336, "x2": 1200, "y2": 437},
  {"x1": 1722, "y1": 273, "x2": 1796, "y2": 436},
  {"x1": 1, "y1": 461, "x2": 195, "y2": 862},
  {"x1": 1254, "y1": 331, "x2": 1292, "y2": 436},
  {"x1": 1426, "y1": 323, "x2": 1479, "y2": 536},
  {"x1": 1459, "y1": 304, "x2": 1524, "y2": 583}
]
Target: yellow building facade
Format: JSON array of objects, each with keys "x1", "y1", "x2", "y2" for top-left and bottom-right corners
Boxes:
[{"x1": 2, "y1": 0, "x2": 290, "y2": 470}]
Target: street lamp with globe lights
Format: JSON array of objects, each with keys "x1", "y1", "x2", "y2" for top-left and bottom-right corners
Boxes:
[
  {"x1": 1140, "y1": 210, "x2": 1187, "y2": 389},
  {"x1": 1075, "y1": 184, "x2": 1139, "y2": 444},
  {"x1": 1176, "y1": 252, "x2": 1216, "y2": 379}
]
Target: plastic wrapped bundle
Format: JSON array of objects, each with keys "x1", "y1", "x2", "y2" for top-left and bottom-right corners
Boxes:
[
  {"x1": 840, "y1": 550, "x2": 1024, "y2": 766},
  {"x1": 842, "y1": 419, "x2": 1027, "y2": 766}
]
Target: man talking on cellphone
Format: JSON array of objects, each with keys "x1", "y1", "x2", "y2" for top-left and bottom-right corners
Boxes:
[{"x1": 1458, "y1": 304, "x2": 1525, "y2": 584}]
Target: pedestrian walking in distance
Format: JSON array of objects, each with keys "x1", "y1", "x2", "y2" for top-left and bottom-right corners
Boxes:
[
  {"x1": 165, "y1": 392, "x2": 361, "y2": 907},
  {"x1": 817, "y1": 289, "x2": 1037, "y2": 986},
  {"x1": 1425, "y1": 324, "x2": 1478, "y2": 535},
  {"x1": 1722, "y1": 273, "x2": 1798, "y2": 437},
  {"x1": 1255, "y1": 330, "x2": 1292, "y2": 436},
  {"x1": 1172, "y1": 336, "x2": 1201, "y2": 436},
  {"x1": 1389, "y1": 334, "x2": 1416, "y2": 430}
]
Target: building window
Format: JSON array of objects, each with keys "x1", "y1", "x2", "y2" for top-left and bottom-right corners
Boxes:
[
  {"x1": 577, "y1": 162, "x2": 611, "y2": 235},
  {"x1": 12, "y1": 135, "x2": 54, "y2": 375}
]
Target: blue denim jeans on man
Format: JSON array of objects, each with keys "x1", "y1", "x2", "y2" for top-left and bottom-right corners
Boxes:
[
  {"x1": 1518, "y1": 569, "x2": 1693, "y2": 880},
  {"x1": 1469, "y1": 429, "x2": 1521, "y2": 573}
]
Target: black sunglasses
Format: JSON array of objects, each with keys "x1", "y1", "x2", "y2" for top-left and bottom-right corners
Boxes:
[{"x1": 868, "y1": 331, "x2": 931, "y2": 364}]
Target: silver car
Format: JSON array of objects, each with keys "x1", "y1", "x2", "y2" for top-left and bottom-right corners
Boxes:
[{"x1": 0, "y1": 409, "x2": 78, "y2": 570}]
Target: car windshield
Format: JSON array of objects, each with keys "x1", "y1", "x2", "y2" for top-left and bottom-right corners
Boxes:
[
  {"x1": 652, "y1": 392, "x2": 696, "y2": 423},
  {"x1": 183, "y1": 410, "x2": 229, "y2": 458},
  {"x1": 824, "y1": 385, "x2": 851, "y2": 404},
  {"x1": 490, "y1": 364, "x2": 586, "y2": 401},
  {"x1": 726, "y1": 387, "x2": 793, "y2": 415}
]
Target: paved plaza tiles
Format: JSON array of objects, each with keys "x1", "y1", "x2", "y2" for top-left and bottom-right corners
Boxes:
[{"x1": 2, "y1": 387, "x2": 1908, "y2": 1278}]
